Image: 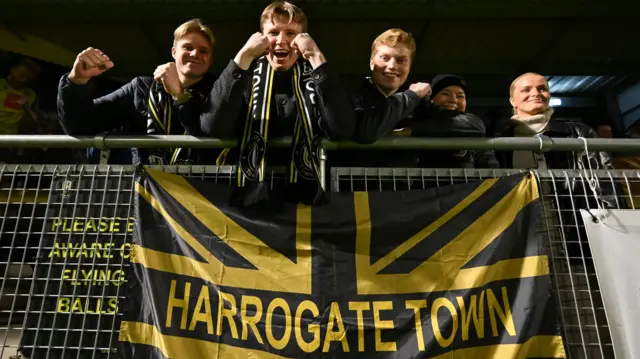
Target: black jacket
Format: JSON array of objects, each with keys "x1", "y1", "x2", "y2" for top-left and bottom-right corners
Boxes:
[
  {"x1": 494, "y1": 118, "x2": 622, "y2": 261},
  {"x1": 57, "y1": 66, "x2": 238, "y2": 164},
  {"x1": 493, "y1": 119, "x2": 614, "y2": 172},
  {"x1": 343, "y1": 79, "x2": 498, "y2": 169},
  {"x1": 205, "y1": 60, "x2": 355, "y2": 166}
]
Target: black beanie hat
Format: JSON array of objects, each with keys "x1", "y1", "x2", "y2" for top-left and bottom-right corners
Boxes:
[{"x1": 431, "y1": 74, "x2": 468, "y2": 97}]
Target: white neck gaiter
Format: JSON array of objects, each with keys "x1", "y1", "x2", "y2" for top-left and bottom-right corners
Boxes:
[{"x1": 511, "y1": 108, "x2": 554, "y2": 136}]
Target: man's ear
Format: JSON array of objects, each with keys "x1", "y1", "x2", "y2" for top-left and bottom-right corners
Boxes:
[
  {"x1": 369, "y1": 59, "x2": 374, "y2": 72},
  {"x1": 509, "y1": 97, "x2": 516, "y2": 108},
  {"x1": 171, "y1": 47, "x2": 177, "y2": 60}
]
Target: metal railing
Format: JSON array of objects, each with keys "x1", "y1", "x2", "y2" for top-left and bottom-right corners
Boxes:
[
  {"x1": 0, "y1": 135, "x2": 639, "y2": 152},
  {"x1": 0, "y1": 136, "x2": 638, "y2": 359}
]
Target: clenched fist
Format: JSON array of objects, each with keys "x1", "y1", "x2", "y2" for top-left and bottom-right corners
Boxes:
[
  {"x1": 408, "y1": 82, "x2": 432, "y2": 99},
  {"x1": 69, "y1": 47, "x2": 114, "y2": 85},
  {"x1": 291, "y1": 33, "x2": 326, "y2": 69},
  {"x1": 153, "y1": 63, "x2": 182, "y2": 96},
  {"x1": 234, "y1": 32, "x2": 271, "y2": 70}
]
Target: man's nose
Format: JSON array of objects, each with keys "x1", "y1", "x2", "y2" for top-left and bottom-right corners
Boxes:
[
  {"x1": 276, "y1": 33, "x2": 287, "y2": 45},
  {"x1": 387, "y1": 58, "x2": 398, "y2": 69}
]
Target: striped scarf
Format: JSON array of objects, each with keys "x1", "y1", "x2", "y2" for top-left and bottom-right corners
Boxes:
[
  {"x1": 146, "y1": 83, "x2": 188, "y2": 165},
  {"x1": 234, "y1": 56, "x2": 324, "y2": 206}
]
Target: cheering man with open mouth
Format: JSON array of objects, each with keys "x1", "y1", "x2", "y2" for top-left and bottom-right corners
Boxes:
[{"x1": 208, "y1": 1, "x2": 355, "y2": 206}]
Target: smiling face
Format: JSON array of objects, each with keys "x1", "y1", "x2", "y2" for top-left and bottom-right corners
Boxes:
[
  {"x1": 370, "y1": 44, "x2": 412, "y2": 96},
  {"x1": 432, "y1": 85, "x2": 467, "y2": 112},
  {"x1": 510, "y1": 73, "x2": 551, "y2": 117},
  {"x1": 262, "y1": 15, "x2": 302, "y2": 72},
  {"x1": 172, "y1": 31, "x2": 213, "y2": 79}
]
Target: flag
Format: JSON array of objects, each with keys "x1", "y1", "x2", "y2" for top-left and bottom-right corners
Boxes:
[{"x1": 118, "y1": 168, "x2": 566, "y2": 358}]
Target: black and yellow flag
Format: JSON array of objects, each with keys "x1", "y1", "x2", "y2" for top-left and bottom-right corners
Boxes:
[{"x1": 118, "y1": 169, "x2": 566, "y2": 358}]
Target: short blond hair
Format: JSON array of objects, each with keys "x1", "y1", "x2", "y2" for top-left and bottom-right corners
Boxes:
[
  {"x1": 260, "y1": 1, "x2": 308, "y2": 32},
  {"x1": 371, "y1": 29, "x2": 416, "y2": 60},
  {"x1": 509, "y1": 72, "x2": 548, "y2": 97},
  {"x1": 173, "y1": 19, "x2": 215, "y2": 48}
]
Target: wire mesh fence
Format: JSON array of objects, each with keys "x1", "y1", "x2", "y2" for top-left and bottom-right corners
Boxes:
[
  {"x1": 0, "y1": 165, "x2": 238, "y2": 359},
  {"x1": 1, "y1": 164, "x2": 635, "y2": 358}
]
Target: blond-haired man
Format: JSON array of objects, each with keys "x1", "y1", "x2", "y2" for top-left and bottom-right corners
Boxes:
[
  {"x1": 208, "y1": 1, "x2": 354, "y2": 205},
  {"x1": 57, "y1": 19, "x2": 227, "y2": 164}
]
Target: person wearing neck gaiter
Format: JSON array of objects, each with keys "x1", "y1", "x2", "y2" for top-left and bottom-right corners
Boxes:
[
  {"x1": 495, "y1": 72, "x2": 621, "y2": 267},
  {"x1": 495, "y1": 72, "x2": 613, "y2": 172},
  {"x1": 508, "y1": 73, "x2": 554, "y2": 168}
]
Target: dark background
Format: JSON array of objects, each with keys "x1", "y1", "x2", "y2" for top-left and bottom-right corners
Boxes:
[{"x1": 2, "y1": 0, "x2": 639, "y2": 133}]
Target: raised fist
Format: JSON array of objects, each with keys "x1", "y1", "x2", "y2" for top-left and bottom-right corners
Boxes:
[
  {"x1": 291, "y1": 33, "x2": 319, "y2": 58},
  {"x1": 234, "y1": 32, "x2": 271, "y2": 70},
  {"x1": 69, "y1": 47, "x2": 114, "y2": 85},
  {"x1": 243, "y1": 32, "x2": 271, "y2": 59},
  {"x1": 291, "y1": 33, "x2": 326, "y2": 69},
  {"x1": 153, "y1": 63, "x2": 182, "y2": 96},
  {"x1": 408, "y1": 82, "x2": 432, "y2": 99}
]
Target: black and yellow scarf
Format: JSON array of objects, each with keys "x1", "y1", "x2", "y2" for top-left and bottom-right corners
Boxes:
[
  {"x1": 146, "y1": 84, "x2": 188, "y2": 165},
  {"x1": 233, "y1": 56, "x2": 324, "y2": 206}
]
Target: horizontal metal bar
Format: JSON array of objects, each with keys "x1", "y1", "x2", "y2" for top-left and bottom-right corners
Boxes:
[
  {"x1": 331, "y1": 167, "x2": 640, "y2": 179},
  {"x1": 0, "y1": 135, "x2": 640, "y2": 152},
  {"x1": 0, "y1": 135, "x2": 237, "y2": 149},
  {"x1": 327, "y1": 136, "x2": 640, "y2": 152}
]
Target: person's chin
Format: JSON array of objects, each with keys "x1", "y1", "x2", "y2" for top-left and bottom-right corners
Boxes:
[
  {"x1": 272, "y1": 62, "x2": 294, "y2": 72},
  {"x1": 530, "y1": 105, "x2": 549, "y2": 113},
  {"x1": 183, "y1": 69, "x2": 206, "y2": 78},
  {"x1": 269, "y1": 55, "x2": 296, "y2": 71},
  {"x1": 377, "y1": 79, "x2": 399, "y2": 90}
]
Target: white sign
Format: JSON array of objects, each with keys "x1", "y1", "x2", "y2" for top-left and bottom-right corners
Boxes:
[{"x1": 580, "y1": 209, "x2": 640, "y2": 359}]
